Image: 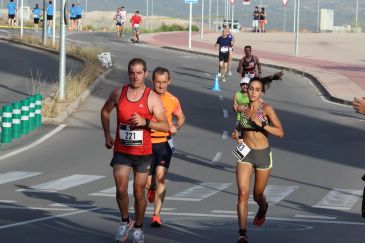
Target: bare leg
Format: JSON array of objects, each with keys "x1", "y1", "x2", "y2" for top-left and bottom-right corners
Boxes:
[
  {"x1": 154, "y1": 166, "x2": 168, "y2": 215},
  {"x1": 133, "y1": 170, "x2": 149, "y2": 225},
  {"x1": 236, "y1": 162, "x2": 253, "y2": 230},
  {"x1": 113, "y1": 165, "x2": 132, "y2": 220},
  {"x1": 253, "y1": 168, "x2": 271, "y2": 209}
]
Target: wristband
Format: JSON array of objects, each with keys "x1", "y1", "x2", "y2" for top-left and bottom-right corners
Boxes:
[
  {"x1": 144, "y1": 118, "x2": 150, "y2": 128},
  {"x1": 261, "y1": 121, "x2": 267, "y2": 129}
]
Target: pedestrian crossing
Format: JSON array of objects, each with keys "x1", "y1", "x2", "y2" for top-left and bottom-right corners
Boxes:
[{"x1": 0, "y1": 171, "x2": 362, "y2": 211}]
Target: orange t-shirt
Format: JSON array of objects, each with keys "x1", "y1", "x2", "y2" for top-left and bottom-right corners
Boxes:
[{"x1": 151, "y1": 91, "x2": 182, "y2": 144}]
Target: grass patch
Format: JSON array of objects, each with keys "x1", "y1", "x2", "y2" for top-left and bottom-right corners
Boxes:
[{"x1": 14, "y1": 34, "x2": 104, "y2": 118}]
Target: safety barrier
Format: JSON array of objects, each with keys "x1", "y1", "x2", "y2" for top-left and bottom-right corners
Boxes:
[{"x1": 1, "y1": 94, "x2": 42, "y2": 144}]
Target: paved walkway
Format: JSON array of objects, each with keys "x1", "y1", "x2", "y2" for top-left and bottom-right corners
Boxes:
[{"x1": 143, "y1": 31, "x2": 365, "y2": 105}]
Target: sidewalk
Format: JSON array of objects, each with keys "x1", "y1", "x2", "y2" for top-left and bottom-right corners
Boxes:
[{"x1": 143, "y1": 31, "x2": 365, "y2": 105}]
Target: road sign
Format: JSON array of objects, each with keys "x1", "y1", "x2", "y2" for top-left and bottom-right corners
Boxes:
[
  {"x1": 185, "y1": 0, "x2": 198, "y2": 3},
  {"x1": 283, "y1": 0, "x2": 288, "y2": 6},
  {"x1": 242, "y1": 0, "x2": 250, "y2": 5}
]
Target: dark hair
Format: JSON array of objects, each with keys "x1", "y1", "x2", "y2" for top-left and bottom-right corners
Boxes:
[
  {"x1": 152, "y1": 67, "x2": 170, "y2": 81},
  {"x1": 244, "y1": 45, "x2": 252, "y2": 50},
  {"x1": 249, "y1": 77, "x2": 272, "y2": 93},
  {"x1": 136, "y1": 11, "x2": 140, "y2": 14},
  {"x1": 49, "y1": 1, "x2": 52, "y2": 4},
  {"x1": 128, "y1": 58, "x2": 147, "y2": 73}
]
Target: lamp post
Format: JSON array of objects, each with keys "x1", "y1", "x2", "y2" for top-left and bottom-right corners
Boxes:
[
  {"x1": 317, "y1": 0, "x2": 320, "y2": 32},
  {"x1": 58, "y1": 0, "x2": 66, "y2": 101},
  {"x1": 355, "y1": 0, "x2": 359, "y2": 29},
  {"x1": 295, "y1": 0, "x2": 300, "y2": 56},
  {"x1": 201, "y1": 0, "x2": 204, "y2": 39}
]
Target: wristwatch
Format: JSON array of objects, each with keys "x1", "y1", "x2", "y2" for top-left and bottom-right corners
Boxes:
[{"x1": 144, "y1": 118, "x2": 150, "y2": 128}]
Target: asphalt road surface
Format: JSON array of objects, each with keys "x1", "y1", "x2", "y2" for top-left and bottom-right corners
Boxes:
[{"x1": 0, "y1": 32, "x2": 364, "y2": 243}]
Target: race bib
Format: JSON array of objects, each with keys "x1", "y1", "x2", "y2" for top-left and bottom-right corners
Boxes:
[
  {"x1": 220, "y1": 46, "x2": 229, "y2": 53},
  {"x1": 119, "y1": 124, "x2": 143, "y2": 146},
  {"x1": 34, "y1": 14, "x2": 39, "y2": 18},
  {"x1": 167, "y1": 137, "x2": 176, "y2": 153},
  {"x1": 134, "y1": 24, "x2": 140, "y2": 27},
  {"x1": 232, "y1": 142, "x2": 251, "y2": 161}
]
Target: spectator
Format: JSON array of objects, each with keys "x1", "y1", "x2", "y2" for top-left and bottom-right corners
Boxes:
[
  {"x1": 252, "y1": 6, "x2": 260, "y2": 32},
  {"x1": 259, "y1": 7, "x2": 266, "y2": 33}
]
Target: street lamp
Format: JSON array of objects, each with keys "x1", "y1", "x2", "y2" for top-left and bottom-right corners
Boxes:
[
  {"x1": 355, "y1": 0, "x2": 359, "y2": 29},
  {"x1": 201, "y1": 0, "x2": 204, "y2": 40},
  {"x1": 295, "y1": 0, "x2": 300, "y2": 56},
  {"x1": 317, "y1": 0, "x2": 320, "y2": 33}
]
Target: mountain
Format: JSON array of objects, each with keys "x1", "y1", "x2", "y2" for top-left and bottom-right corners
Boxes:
[{"x1": 11, "y1": 0, "x2": 365, "y2": 31}]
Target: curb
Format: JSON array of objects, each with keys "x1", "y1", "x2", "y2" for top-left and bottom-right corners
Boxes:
[
  {"x1": 42, "y1": 68, "x2": 112, "y2": 124},
  {"x1": 160, "y1": 46, "x2": 351, "y2": 106}
]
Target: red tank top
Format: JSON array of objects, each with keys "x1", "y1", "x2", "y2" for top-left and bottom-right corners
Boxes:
[
  {"x1": 114, "y1": 85, "x2": 153, "y2": 155},
  {"x1": 242, "y1": 56, "x2": 257, "y2": 78}
]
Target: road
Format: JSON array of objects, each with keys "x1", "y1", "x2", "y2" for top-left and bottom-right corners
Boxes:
[{"x1": 0, "y1": 32, "x2": 364, "y2": 243}]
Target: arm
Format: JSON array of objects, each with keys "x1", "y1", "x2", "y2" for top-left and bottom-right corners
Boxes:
[
  {"x1": 253, "y1": 105, "x2": 284, "y2": 138},
  {"x1": 237, "y1": 58, "x2": 243, "y2": 74},
  {"x1": 233, "y1": 93, "x2": 238, "y2": 112},
  {"x1": 353, "y1": 97, "x2": 365, "y2": 115},
  {"x1": 100, "y1": 89, "x2": 120, "y2": 149},
  {"x1": 170, "y1": 100, "x2": 186, "y2": 134},
  {"x1": 254, "y1": 55, "x2": 262, "y2": 76}
]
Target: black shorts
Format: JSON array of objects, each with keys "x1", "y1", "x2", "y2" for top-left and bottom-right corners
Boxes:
[
  {"x1": 238, "y1": 147, "x2": 272, "y2": 170},
  {"x1": 70, "y1": 17, "x2": 76, "y2": 20},
  {"x1": 47, "y1": 15, "x2": 53, "y2": 21},
  {"x1": 34, "y1": 18, "x2": 40, "y2": 24},
  {"x1": 8, "y1": 14, "x2": 15, "y2": 19},
  {"x1": 149, "y1": 142, "x2": 173, "y2": 176},
  {"x1": 219, "y1": 52, "x2": 229, "y2": 63},
  {"x1": 110, "y1": 152, "x2": 152, "y2": 173},
  {"x1": 76, "y1": 15, "x2": 82, "y2": 19}
]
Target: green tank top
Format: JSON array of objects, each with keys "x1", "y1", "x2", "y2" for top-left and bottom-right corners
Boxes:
[{"x1": 235, "y1": 91, "x2": 250, "y2": 121}]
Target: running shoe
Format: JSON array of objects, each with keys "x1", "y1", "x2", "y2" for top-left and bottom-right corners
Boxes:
[
  {"x1": 115, "y1": 219, "x2": 134, "y2": 242},
  {"x1": 236, "y1": 235, "x2": 249, "y2": 243},
  {"x1": 217, "y1": 72, "x2": 221, "y2": 77},
  {"x1": 132, "y1": 228, "x2": 144, "y2": 243},
  {"x1": 253, "y1": 202, "x2": 268, "y2": 227},
  {"x1": 147, "y1": 188, "x2": 156, "y2": 203},
  {"x1": 151, "y1": 214, "x2": 161, "y2": 228},
  {"x1": 221, "y1": 77, "x2": 226, "y2": 82},
  {"x1": 227, "y1": 70, "x2": 232, "y2": 76}
]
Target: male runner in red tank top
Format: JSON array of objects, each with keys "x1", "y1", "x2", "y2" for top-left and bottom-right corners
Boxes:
[{"x1": 101, "y1": 58, "x2": 169, "y2": 243}]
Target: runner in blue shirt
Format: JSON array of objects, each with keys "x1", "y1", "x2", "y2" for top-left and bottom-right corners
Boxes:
[
  {"x1": 32, "y1": 4, "x2": 42, "y2": 32},
  {"x1": 46, "y1": 1, "x2": 54, "y2": 27},
  {"x1": 7, "y1": 0, "x2": 17, "y2": 28},
  {"x1": 215, "y1": 27, "x2": 233, "y2": 82},
  {"x1": 69, "y1": 4, "x2": 77, "y2": 31},
  {"x1": 75, "y1": 3, "x2": 84, "y2": 31}
]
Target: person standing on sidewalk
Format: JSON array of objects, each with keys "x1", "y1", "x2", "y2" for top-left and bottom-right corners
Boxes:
[
  {"x1": 215, "y1": 27, "x2": 233, "y2": 82},
  {"x1": 146, "y1": 67, "x2": 186, "y2": 228},
  {"x1": 259, "y1": 7, "x2": 267, "y2": 33},
  {"x1": 101, "y1": 58, "x2": 169, "y2": 243},
  {"x1": 353, "y1": 97, "x2": 365, "y2": 115},
  {"x1": 130, "y1": 11, "x2": 142, "y2": 43},
  {"x1": 232, "y1": 77, "x2": 284, "y2": 243},
  {"x1": 237, "y1": 45, "x2": 262, "y2": 79},
  {"x1": 252, "y1": 6, "x2": 260, "y2": 32},
  {"x1": 7, "y1": 0, "x2": 16, "y2": 29}
]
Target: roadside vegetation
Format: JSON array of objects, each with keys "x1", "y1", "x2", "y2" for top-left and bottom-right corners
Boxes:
[{"x1": 14, "y1": 34, "x2": 104, "y2": 118}]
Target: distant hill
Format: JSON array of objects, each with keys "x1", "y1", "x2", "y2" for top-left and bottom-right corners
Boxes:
[{"x1": 5, "y1": 0, "x2": 365, "y2": 31}]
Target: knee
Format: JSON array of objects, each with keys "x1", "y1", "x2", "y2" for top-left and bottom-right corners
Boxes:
[
  {"x1": 253, "y1": 191, "x2": 264, "y2": 202},
  {"x1": 155, "y1": 176, "x2": 166, "y2": 186},
  {"x1": 115, "y1": 187, "x2": 128, "y2": 199},
  {"x1": 238, "y1": 189, "x2": 250, "y2": 203},
  {"x1": 133, "y1": 187, "x2": 145, "y2": 201}
]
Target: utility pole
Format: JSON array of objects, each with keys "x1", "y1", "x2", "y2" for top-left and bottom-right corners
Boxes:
[
  {"x1": 317, "y1": 0, "x2": 320, "y2": 32},
  {"x1": 52, "y1": 0, "x2": 56, "y2": 47},
  {"x1": 201, "y1": 0, "x2": 204, "y2": 39},
  {"x1": 355, "y1": 0, "x2": 359, "y2": 29},
  {"x1": 208, "y1": 0, "x2": 211, "y2": 31},
  {"x1": 20, "y1": 0, "x2": 24, "y2": 39},
  {"x1": 295, "y1": 0, "x2": 300, "y2": 56},
  {"x1": 42, "y1": 0, "x2": 47, "y2": 45},
  {"x1": 216, "y1": 0, "x2": 218, "y2": 31},
  {"x1": 59, "y1": 0, "x2": 66, "y2": 101}
]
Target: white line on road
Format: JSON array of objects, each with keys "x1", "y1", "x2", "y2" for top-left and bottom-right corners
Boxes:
[
  {"x1": 211, "y1": 152, "x2": 223, "y2": 163},
  {"x1": 223, "y1": 109, "x2": 228, "y2": 118},
  {"x1": 0, "y1": 207, "x2": 99, "y2": 230},
  {"x1": 0, "y1": 124, "x2": 67, "y2": 161},
  {"x1": 313, "y1": 188, "x2": 362, "y2": 211},
  {"x1": 222, "y1": 130, "x2": 228, "y2": 140},
  {"x1": 17, "y1": 174, "x2": 105, "y2": 192},
  {"x1": 293, "y1": 214, "x2": 336, "y2": 220},
  {"x1": 0, "y1": 200, "x2": 17, "y2": 203},
  {"x1": 249, "y1": 185, "x2": 298, "y2": 205},
  {"x1": 0, "y1": 171, "x2": 42, "y2": 185},
  {"x1": 219, "y1": 95, "x2": 223, "y2": 101},
  {"x1": 211, "y1": 210, "x2": 254, "y2": 215},
  {"x1": 0, "y1": 205, "x2": 77, "y2": 211},
  {"x1": 49, "y1": 203, "x2": 96, "y2": 208}
]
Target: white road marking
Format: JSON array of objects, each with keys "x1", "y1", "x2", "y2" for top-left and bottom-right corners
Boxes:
[
  {"x1": 0, "y1": 171, "x2": 42, "y2": 185},
  {"x1": 89, "y1": 180, "x2": 133, "y2": 197},
  {"x1": 0, "y1": 124, "x2": 67, "y2": 161},
  {"x1": 293, "y1": 214, "x2": 336, "y2": 220},
  {"x1": 211, "y1": 152, "x2": 223, "y2": 163},
  {"x1": 211, "y1": 210, "x2": 254, "y2": 215},
  {"x1": 166, "y1": 182, "x2": 231, "y2": 201},
  {"x1": 249, "y1": 185, "x2": 299, "y2": 205},
  {"x1": 223, "y1": 109, "x2": 228, "y2": 118},
  {"x1": 313, "y1": 188, "x2": 362, "y2": 210},
  {"x1": 17, "y1": 174, "x2": 105, "y2": 192},
  {"x1": 222, "y1": 130, "x2": 228, "y2": 140},
  {"x1": 219, "y1": 95, "x2": 223, "y2": 101},
  {"x1": 49, "y1": 203, "x2": 96, "y2": 208},
  {"x1": 0, "y1": 200, "x2": 17, "y2": 203},
  {"x1": 0, "y1": 205, "x2": 77, "y2": 211},
  {"x1": 0, "y1": 207, "x2": 99, "y2": 230}
]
